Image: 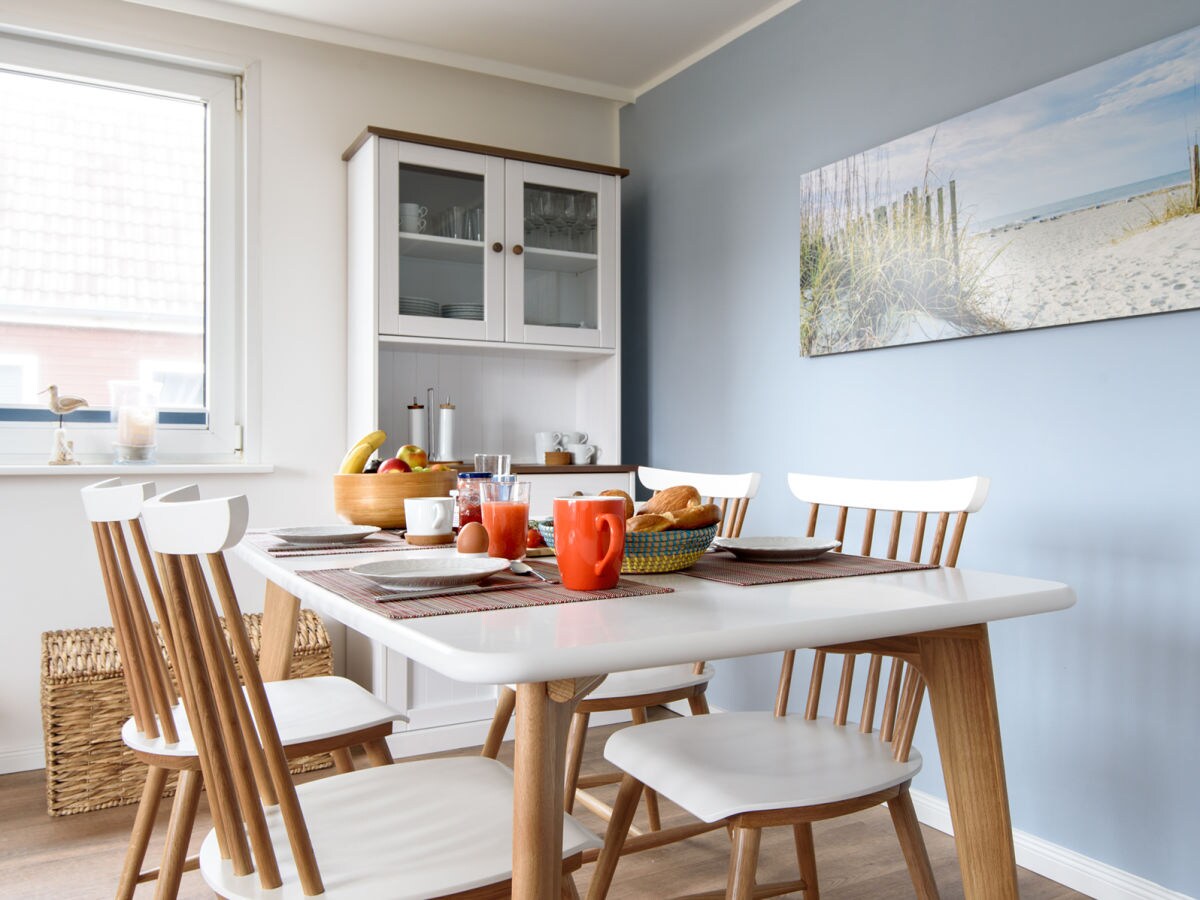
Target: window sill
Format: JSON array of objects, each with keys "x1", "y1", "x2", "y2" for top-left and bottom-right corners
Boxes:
[{"x1": 0, "y1": 462, "x2": 275, "y2": 476}]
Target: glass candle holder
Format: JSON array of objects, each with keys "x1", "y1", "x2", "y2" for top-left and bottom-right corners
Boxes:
[{"x1": 110, "y1": 381, "x2": 161, "y2": 464}]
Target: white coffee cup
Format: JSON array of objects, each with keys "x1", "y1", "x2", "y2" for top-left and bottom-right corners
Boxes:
[
  {"x1": 399, "y1": 214, "x2": 426, "y2": 234},
  {"x1": 399, "y1": 203, "x2": 428, "y2": 218},
  {"x1": 404, "y1": 496, "x2": 452, "y2": 536},
  {"x1": 566, "y1": 443, "x2": 599, "y2": 465},
  {"x1": 534, "y1": 431, "x2": 563, "y2": 458},
  {"x1": 561, "y1": 431, "x2": 588, "y2": 445}
]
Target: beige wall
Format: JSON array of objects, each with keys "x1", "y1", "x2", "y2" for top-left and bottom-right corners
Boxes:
[{"x1": 0, "y1": 0, "x2": 620, "y2": 770}]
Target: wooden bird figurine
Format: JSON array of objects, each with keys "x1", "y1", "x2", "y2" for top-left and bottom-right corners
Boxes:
[{"x1": 41, "y1": 385, "x2": 89, "y2": 427}]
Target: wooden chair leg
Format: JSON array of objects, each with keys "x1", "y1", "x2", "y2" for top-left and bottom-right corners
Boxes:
[
  {"x1": 330, "y1": 747, "x2": 355, "y2": 773},
  {"x1": 562, "y1": 873, "x2": 582, "y2": 899},
  {"x1": 586, "y1": 774, "x2": 644, "y2": 900},
  {"x1": 482, "y1": 686, "x2": 516, "y2": 759},
  {"x1": 117, "y1": 765, "x2": 168, "y2": 900},
  {"x1": 727, "y1": 826, "x2": 761, "y2": 900},
  {"x1": 688, "y1": 691, "x2": 710, "y2": 715},
  {"x1": 793, "y1": 822, "x2": 819, "y2": 900},
  {"x1": 564, "y1": 710, "x2": 590, "y2": 813},
  {"x1": 155, "y1": 769, "x2": 201, "y2": 900},
  {"x1": 888, "y1": 788, "x2": 940, "y2": 899},
  {"x1": 628, "y1": 707, "x2": 662, "y2": 831},
  {"x1": 363, "y1": 737, "x2": 394, "y2": 767}
]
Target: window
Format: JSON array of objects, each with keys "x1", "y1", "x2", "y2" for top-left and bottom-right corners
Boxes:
[{"x1": 0, "y1": 32, "x2": 243, "y2": 462}]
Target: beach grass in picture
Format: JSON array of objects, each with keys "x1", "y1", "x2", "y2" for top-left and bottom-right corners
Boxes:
[{"x1": 799, "y1": 24, "x2": 1200, "y2": 356}]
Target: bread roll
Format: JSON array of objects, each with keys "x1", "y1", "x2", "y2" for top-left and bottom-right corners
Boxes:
[
  {"x1": 663, "y1": 503, "x2": 721, "y2": 531},
  {"x1": 641, "y1": 485, "x2": 701, "y2": 515},
  {"x1": 626, "y1": 513, "x2": 671, "y2": 533},
  {"x1": 601, "y1": 489, "x2": 635, "y2": 519}
]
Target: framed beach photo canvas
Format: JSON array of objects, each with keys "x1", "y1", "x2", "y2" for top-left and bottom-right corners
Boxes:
[{"x1": 799, "y1": 25, "x2": 1200, "y2": 356}]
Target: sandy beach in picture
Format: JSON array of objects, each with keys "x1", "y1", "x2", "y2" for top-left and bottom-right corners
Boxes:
[
  {"x1": 969, "y1": 186, "x2": 1200, "y2": 331},
  {"x1": 975, "y1": 185, "x2": 1200, "y2": 330}
]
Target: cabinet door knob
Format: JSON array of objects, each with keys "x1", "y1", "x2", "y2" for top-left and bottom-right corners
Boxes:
[
  {"x1": 512, "y1": 244, "x2": 524, "y2": 256},
  {"x1": 491, "y1": 242, "x2": 504, "y2": 253}
]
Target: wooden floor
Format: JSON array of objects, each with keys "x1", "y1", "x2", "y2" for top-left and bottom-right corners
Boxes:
[{"x1": 0, "y1": 717, "x2": 1084, "y2": 899}]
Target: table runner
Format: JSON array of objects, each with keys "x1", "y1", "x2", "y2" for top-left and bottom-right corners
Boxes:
[
  {"x1": 683, "y1": 551, "x2": 937, "y2": 586},
  {"x1": 297, "y1": 560, "x2": 674, "y2": 620},
  {"x1": 246, "y1": 529, "x2": 422, "y2": 557}
]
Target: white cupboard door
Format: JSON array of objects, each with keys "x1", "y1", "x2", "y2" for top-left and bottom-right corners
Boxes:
[
  {"x1": 504, "y1": 162, "x2": 617, "y2": 348},
  {"x1": 378, "y1": 140, "x2": 505, "y2": 341}
]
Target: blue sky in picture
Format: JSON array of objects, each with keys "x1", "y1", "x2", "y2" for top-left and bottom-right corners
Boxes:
[{"x1": 864, "y1": 24, "x2": 1200, "y2": 230}]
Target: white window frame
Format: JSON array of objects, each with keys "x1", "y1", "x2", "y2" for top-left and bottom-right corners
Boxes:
[{"x1": 0, "y1": 31, "x2": 246, "y2": 463}]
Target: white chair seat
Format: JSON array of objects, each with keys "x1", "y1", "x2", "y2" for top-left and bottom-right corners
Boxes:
[
  {"x1": 123, "y1": 675, "x2": 403, "y2": 757},
  {"x1": 587, "y1": 662, "x2": 715, "y2": 701},
  {"x1": 199, "y1": 757, "x2": 600, "y2": 899},
  {"x1": 504, "y1": 663, "x2": 714, "y2": 702},
  {"x1": 604, "y1": 711, "x2": 922, "y2": 823}
]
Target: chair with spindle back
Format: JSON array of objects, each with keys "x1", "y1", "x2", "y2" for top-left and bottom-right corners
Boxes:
[
  {"x1": 482, "y1": 466, "x2": 761, "y2": 842},
  {"x1": 139, "y1": 485, "x2": 597, "y2": 899},
  {"x1": 82, "y1": 479, "x2": 406, "y2": 899},
  {"x1": 586, "y1": 474, "x2": 989, "y2": 900}
]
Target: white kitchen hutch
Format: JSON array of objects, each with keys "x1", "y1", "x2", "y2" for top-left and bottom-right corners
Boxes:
[{"x1": 344, "y1": 127, "x2": 631, "y2": 753}]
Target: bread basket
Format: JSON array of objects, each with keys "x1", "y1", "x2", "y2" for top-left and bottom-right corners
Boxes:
[{"x1": 537, "y1": 521, "x2": 718, "y2": 574}]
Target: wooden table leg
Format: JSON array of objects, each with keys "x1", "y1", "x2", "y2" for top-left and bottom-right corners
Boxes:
[
  {"x1": 258, "y1": 581, "x2": 300, "y2": 682},
  {"x1": 917, "y1": 624, "x2": 1018, "y2": 899},
  {"x1": 512, "y1": 677, "x2": 604, "y2": 899}
]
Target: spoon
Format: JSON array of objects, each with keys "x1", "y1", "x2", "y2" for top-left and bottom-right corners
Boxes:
[{"x1": 510, "y1": 560, "x2": 552, "y2": 582}]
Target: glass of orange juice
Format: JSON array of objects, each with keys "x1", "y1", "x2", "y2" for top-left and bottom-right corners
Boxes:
[{"x1": 480, "y1": 480, "x2": 531, "y2": 560}]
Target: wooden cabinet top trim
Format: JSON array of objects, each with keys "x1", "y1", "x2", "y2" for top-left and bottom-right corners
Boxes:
[{"x1": 343, "y1": 126, "x2": 629, "y2": 177}]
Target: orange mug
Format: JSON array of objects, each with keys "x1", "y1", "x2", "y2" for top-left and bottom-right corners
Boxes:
[{"x1": 553, "y1": 495, "x2": 626, "y2": 591}]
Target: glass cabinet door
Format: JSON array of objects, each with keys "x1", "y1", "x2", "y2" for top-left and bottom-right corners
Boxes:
[
  {"x1": 504, "y1": 162, "x2": 616, "y2": 348},
  {"x1": 377, "y1": 141, "x2": 504, "y2": 340}
]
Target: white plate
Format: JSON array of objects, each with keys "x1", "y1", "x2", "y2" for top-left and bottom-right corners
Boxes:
[
  {"x1": 350, "y1": 557, "x2": 510, "y2": 590},
  {"x1": 711, "y1": 536, "x2": 841, "y2": 562},
  {"x1": 269, "y1": 525, "x2": 381, "y2": 545}
]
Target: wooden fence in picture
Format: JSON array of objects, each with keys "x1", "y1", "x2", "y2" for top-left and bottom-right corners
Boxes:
[{"x1": 1191, "y1": 143, "x2": 1199, "y2": 211}]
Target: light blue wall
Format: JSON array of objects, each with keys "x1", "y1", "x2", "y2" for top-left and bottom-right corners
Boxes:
[{"x1": 621, "y1": 0, "x2": 1200, "y2": 893}]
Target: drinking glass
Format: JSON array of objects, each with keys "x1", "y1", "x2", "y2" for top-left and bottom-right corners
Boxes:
[
  {"x1": 480, "y1": 480, "x2": 530, "y2": 560},
  {"x1": 474, "y1": 453, "x2": 511, "y2": 476}
]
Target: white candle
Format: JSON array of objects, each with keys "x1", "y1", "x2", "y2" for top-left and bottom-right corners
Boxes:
[{"x1": 117, "y1": 406, "x2": 157, "y2": 446}]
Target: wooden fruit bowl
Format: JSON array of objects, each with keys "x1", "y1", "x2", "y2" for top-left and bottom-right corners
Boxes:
[{"x1": 333, "y1": 470, "x2": 457, "y2": 528}]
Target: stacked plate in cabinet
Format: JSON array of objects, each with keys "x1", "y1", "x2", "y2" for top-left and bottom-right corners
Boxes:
[
  {"x1": 399, "y1": 296, "x2": 440, "y2": 317},
  {"x1": 441, "y1": 304, "x2": 484, "y2": 321}
]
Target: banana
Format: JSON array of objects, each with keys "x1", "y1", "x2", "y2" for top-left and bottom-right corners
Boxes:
[{"x1": 338, "y1": 430, "x2": 387, "y2": 474}]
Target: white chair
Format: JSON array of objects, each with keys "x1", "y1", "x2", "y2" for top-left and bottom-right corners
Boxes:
[
  {"x1": 82, "y1": 479, "x2": 406, "y2": 899},
  {"x1": 139, "y1": 485, "x2": 597, "y2": 899},
  {"x1": 587, "y1": 474, "x2": 989, "y2": 900},
  {"x1": 482, "y1": 465, "x2": 761, "y2": 839}
]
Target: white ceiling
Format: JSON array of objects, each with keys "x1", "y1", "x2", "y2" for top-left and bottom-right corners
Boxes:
[{"x1": 125, "y1": 0, "x2": 803, "y2": 101}]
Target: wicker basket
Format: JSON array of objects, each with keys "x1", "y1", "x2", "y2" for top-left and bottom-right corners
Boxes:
[
  {"x1": 41, "y1": 610, "x2": 334, "y2": 816},
  {"x1": 538, "y1": 522, "x2": 718, "y2": 574}
]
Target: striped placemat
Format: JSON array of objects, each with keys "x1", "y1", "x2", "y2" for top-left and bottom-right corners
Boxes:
[
  {"x1": 297, "y1": 560, "x2": 674, "y2": 620},
  {"x1": 682, "y1": 551, "x2": 937, "y2": 586},
  {"x1": 246, "y1": 529, "x2": 423, "y2": 557}
]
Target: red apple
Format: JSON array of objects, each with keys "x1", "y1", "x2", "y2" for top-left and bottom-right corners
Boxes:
[
  {"x1": 428, "y1": 463, "x2": 450, "y2": 472},
  {"x1": 378, "y1": 457, "x2": 411, "y2": 474},
  {"x1": 396, "y1": 444, "x2": 428, "y2": 469}
]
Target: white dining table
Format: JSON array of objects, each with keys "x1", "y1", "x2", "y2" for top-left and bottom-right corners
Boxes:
[{"x1": 234, "y1": 540, "x2": 1075, "y2": 899}]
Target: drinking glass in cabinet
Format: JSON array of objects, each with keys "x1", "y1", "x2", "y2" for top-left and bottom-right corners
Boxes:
[{"x1": 524, "y1": 184, "x2": 598, "y2": 254}]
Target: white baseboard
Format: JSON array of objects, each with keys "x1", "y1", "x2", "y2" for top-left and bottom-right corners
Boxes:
[
  {"x1": 910, "y1": 790, "x2": 1192, "y2": 900},
  {"x1": 0, "y1": 745, "x2": 45, "y2": 775}
]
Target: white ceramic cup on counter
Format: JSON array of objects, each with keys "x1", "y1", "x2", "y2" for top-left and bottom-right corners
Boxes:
[
  {"x1": 561, "y1": 431, "x2": 588, "y2": 446},
  {"x1": 404, "y1": 496, "x2": 452, "y2": 538},
  {"x1": 566, "y1": 443, "x2": 599, "y2": 465},
  {"x1": 534, "y1": 431, "x2": 563, "y2": 458}
]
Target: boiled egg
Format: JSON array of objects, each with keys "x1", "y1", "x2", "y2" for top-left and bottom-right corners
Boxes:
[{"x1": 457, "y1": 521, "x2": 489, "y2": 554}]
